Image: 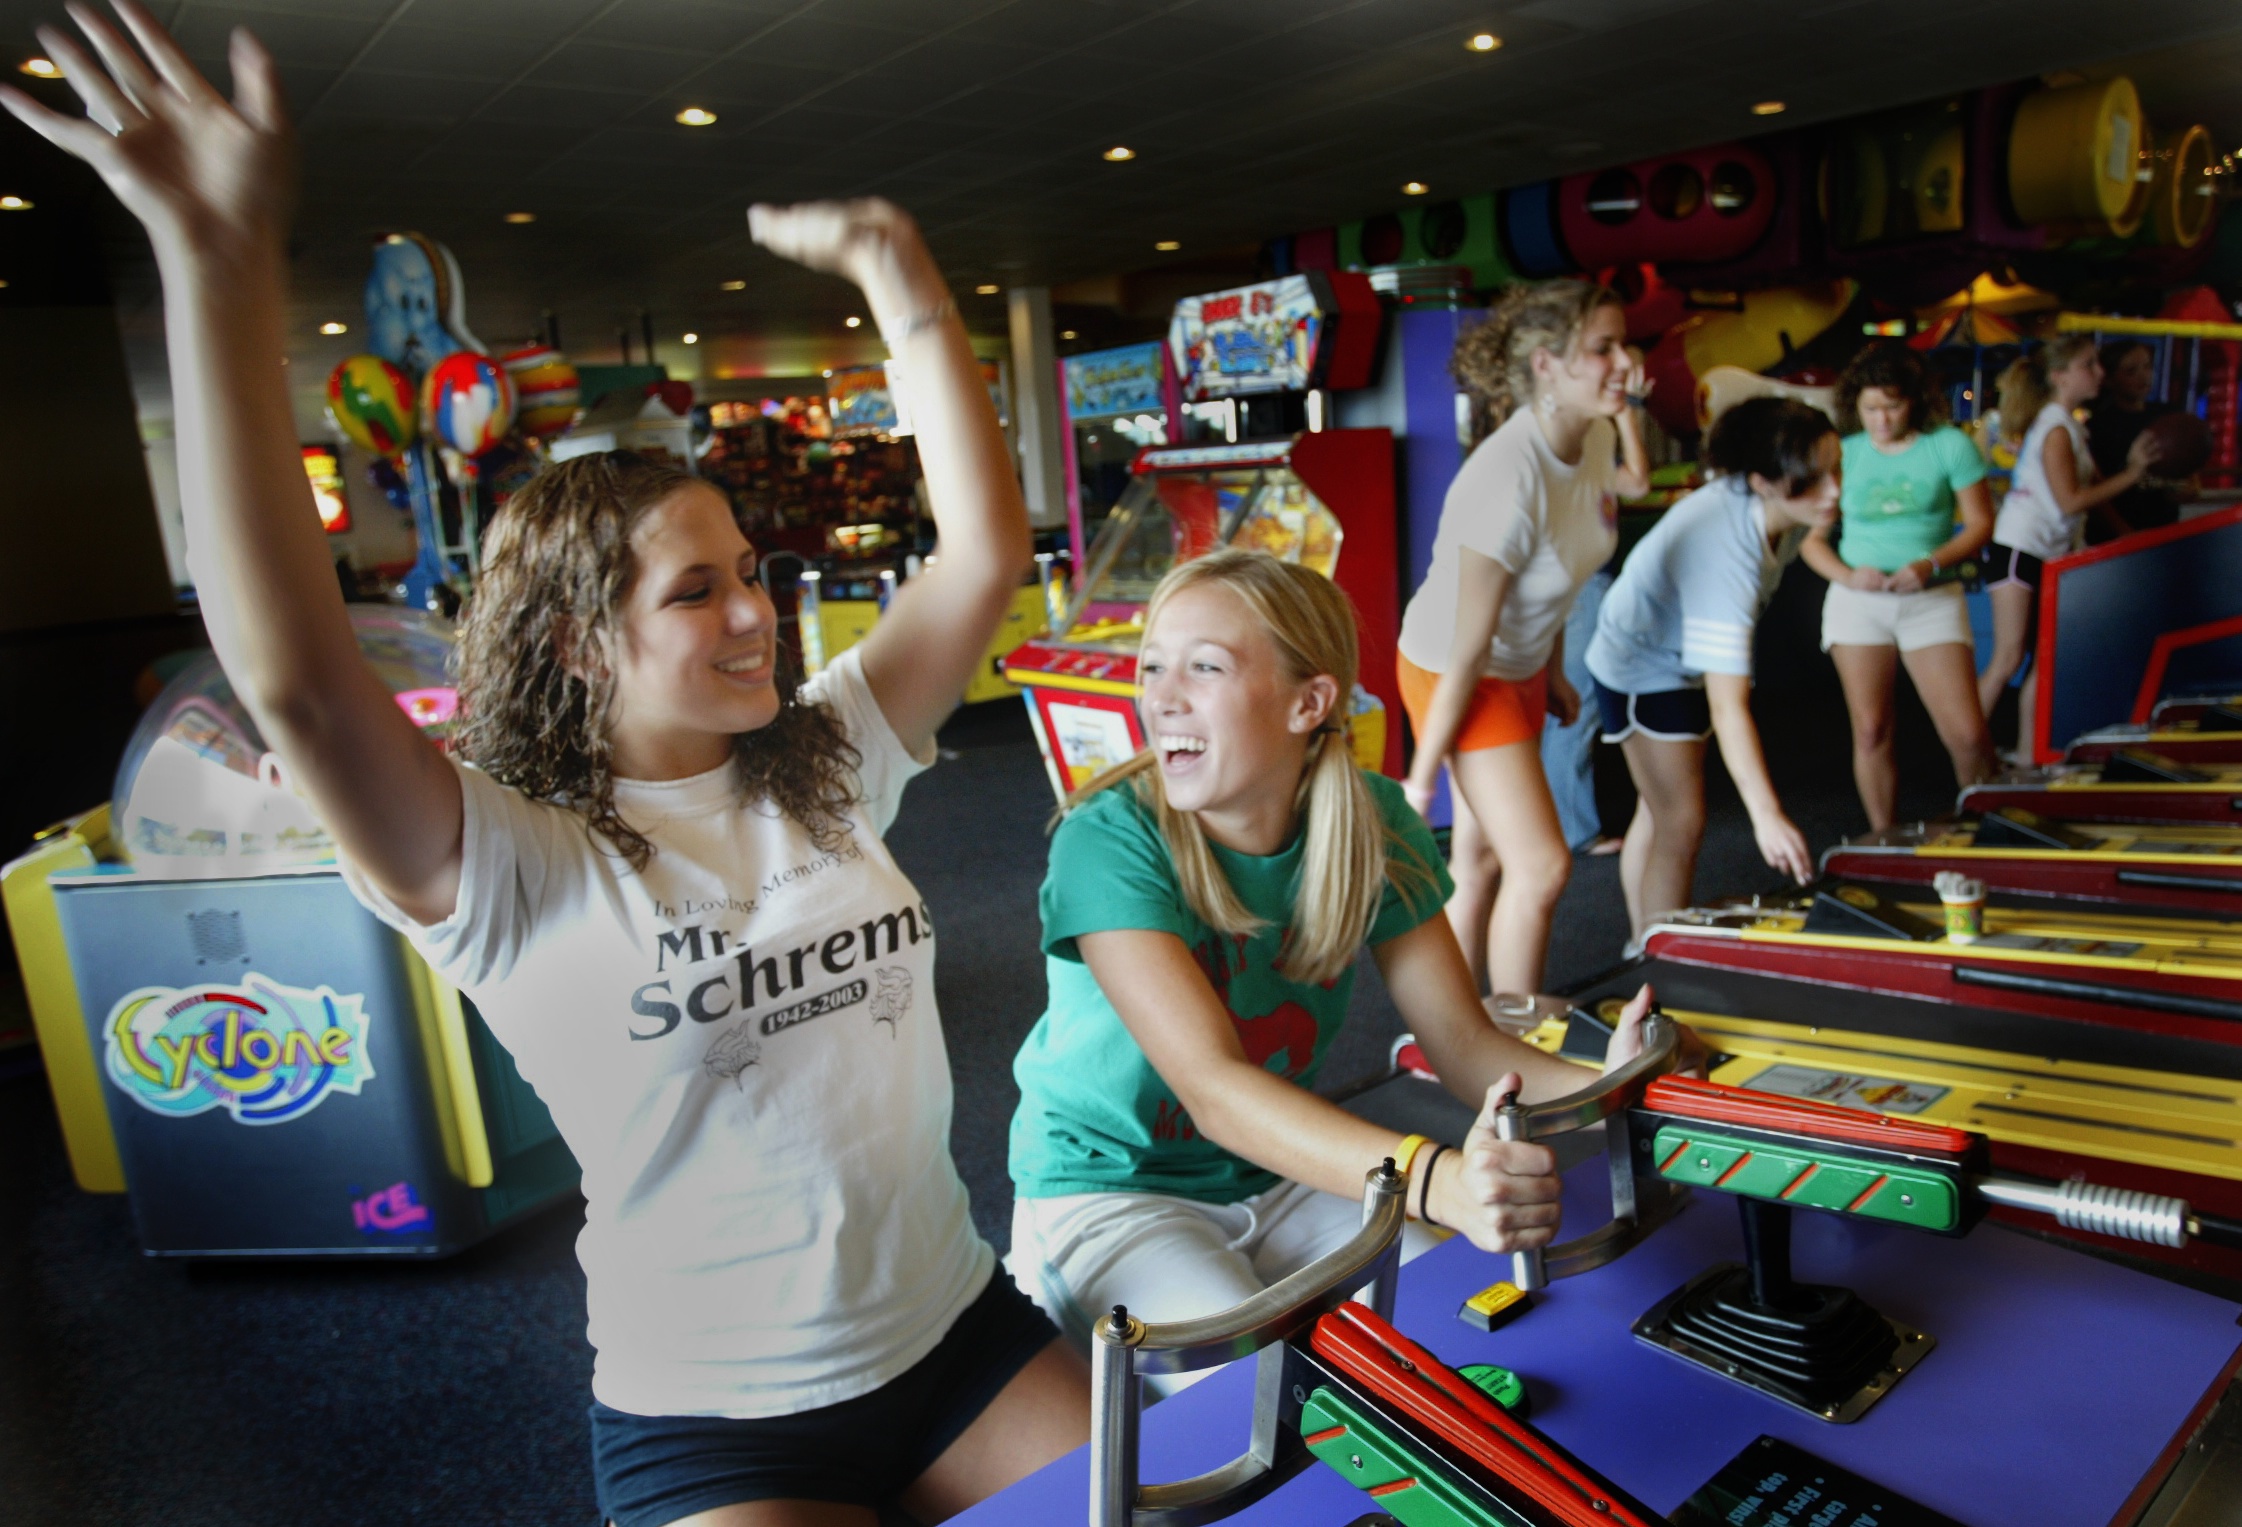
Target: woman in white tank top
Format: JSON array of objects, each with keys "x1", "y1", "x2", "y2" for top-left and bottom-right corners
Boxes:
[{"x1": 1979, "y1": 335, "x2": 2162, "y2": 756}]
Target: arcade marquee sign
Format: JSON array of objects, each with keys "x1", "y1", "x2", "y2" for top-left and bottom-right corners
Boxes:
[{"x1": 1166, "y1": 271, "x2": 1382, "y2": 403}]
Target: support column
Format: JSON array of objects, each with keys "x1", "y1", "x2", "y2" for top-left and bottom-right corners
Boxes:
[{"x1": 1008, "y1": 286, "x2": 1068, "y2": 530}]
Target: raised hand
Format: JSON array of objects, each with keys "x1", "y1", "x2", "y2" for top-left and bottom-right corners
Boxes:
[
  {"x1": 0, "y1": 1, "x2": 292, "y2": 261},
  {"x1": 1426, "y1": 1074, "x2": 1562, "y2": 1254},
  {"x1": 747, "y1": 197, "x2": 947, "y2": 333}
]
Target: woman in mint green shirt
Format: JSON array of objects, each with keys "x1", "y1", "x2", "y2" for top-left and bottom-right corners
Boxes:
[
  {"x1": 1799, "y1": 343, "x2": 1996, "y2": 830},
  {"x1": 1007, "y1": 549, "x2": 1653, "y2": 1385}
]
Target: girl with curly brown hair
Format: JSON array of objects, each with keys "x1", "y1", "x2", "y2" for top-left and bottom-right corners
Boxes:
[
  {"x1": 1395, "y1": 281, "x2": 1650, "y2": 993},
  {"x1": 5, "y1": 7, "x2": 1086, "y2": 1524},
  {"x1": 1801, "y1": 342, "x2": 1995, "y2": 830}
]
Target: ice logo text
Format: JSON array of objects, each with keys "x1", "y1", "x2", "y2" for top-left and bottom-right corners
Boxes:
[{"x1": 103, "y1": 974, "x2": 375, "y2": 1125}]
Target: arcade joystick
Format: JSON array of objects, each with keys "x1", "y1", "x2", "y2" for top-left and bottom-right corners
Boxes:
[{"x1": 1626, "y1": 1075, "x2": 2242, "y2": 1421}]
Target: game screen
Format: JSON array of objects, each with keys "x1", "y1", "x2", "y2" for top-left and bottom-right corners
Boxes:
[{"x1": 1059, "y1": 465, "x2": 1342, "y2": 649}]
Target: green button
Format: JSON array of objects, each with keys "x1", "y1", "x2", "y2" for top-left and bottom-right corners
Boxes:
[{"x1": 1457, "y1": 1362, "x2": 1527, "y2": 1414}]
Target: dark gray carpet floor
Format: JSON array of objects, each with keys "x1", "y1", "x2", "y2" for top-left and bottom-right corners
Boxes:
[{"x1": 0, "y1": 564, "x2": 1994, "y2": 1525}]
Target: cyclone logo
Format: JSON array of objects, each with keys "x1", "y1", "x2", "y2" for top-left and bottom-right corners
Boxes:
[{"x1": 102, "y1": 975, "x2": 375, "y2": 1126}]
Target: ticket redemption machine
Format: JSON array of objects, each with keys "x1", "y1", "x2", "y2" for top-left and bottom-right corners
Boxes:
[
  {"x1": 1003, "y1": 272, "x2": 1401, "y2": 803},
  {"x1": 1, "y1": 609, "x2": 578, "y2": 1257}
]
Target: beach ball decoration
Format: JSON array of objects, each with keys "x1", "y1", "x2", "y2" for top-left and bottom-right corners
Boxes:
[
  {"x1": 501, "y1": 345, "x2": 582, "y2": 438},
  {"x1": 422, "y1": 350, "x2": 516, "y2": 457},
  {"x1": 326, "y1": 354, "x2": 418, "y2": 454}
]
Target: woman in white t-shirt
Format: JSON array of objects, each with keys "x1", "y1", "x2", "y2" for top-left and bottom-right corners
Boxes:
[
  {"x1": 1396, "y1": 282, "x2": 1650, "y2": 994},
  {"x1": 8, "y1": 13, "x2": 1086, "y2": 1526},
  {"x1": 1979, "y1": 335, "x2": 2160, "y2": 756}
]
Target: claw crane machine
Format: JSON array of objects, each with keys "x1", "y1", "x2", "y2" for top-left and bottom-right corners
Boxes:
[{"x1": 1003, "y1": 271, "x2": 1401, "y2": 803}]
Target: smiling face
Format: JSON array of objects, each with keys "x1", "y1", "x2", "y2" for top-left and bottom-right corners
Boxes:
[
  {"x1": 1535, "y1": 301, "x2": 1630, "y2": 419},
  {"x1": 1752, "y1": 433, "x2": 1843, "y2": 533},
  {"x1": 1856, "y1": 385, "x2": 1913, "y2": 446},
  {"x1": 603, "y1": 482, "x2": 781, "y2": 778},
  {"x1": 1137, "y1": 582, "x2": 1337, "y2": 843}
]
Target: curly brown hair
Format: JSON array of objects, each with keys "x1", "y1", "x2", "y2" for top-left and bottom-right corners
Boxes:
[
  {"x1": 1833, "y1": 341, "x2": 1950, "y2": 437},
  {"x1": 1451, "y1": 279, "x2": 1621, "y2": 445},
  {"x1": 454, "y1": 451, "x2": 861, "y2": 869}
]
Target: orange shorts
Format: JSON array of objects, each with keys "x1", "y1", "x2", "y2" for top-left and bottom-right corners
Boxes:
[{"x1": 1396, "y1": 652, "x2": 1549, "y2": 754}]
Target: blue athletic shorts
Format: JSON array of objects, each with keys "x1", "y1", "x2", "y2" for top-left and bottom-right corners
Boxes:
[
  {"x1": 1594, "y1": 681, "x2": 1713, "y2": 744},
  {"x1": 590, "y1": 1269, "x2": 1058, "y2": 1525}
]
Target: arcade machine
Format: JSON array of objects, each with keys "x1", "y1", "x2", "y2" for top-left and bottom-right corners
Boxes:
[
  {"x1": 965, "y1": 1012, "x2": 2242, "y2": 1527},
  {"x1": 1960, "y1": 749, "x2": 2242, "y2": 825},
  {"x1": 1543, "y1": 884, "x2": 2242, "y2": 1286},
  {"x1": 1824, "y1": 809, "x2": 2242, "y2": 916},
  {"x1": 1003, "y1": 271, "x2": 1401, "y2": 800},
  {"x1": 2065, "y1": 713, "x2": 2242, "y2": 764},
  {"x1": 0, "y1": 609, "x2": 578, "y2": 1254}
]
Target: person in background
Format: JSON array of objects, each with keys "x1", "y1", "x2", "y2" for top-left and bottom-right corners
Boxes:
[
  {"x1": 3, "y1": 10, "x2": 1089, "y2": 1525},
  {"x1": 1587, "y1": 398, "x2": 1831, "y2": 938},
  {"x1": 1541, "y1": 563, "x2": 1626, "y2": 859},
  {"x1": 1396, "y1": 283, "x2": 1651, "y2": 995},
  {"x1": 1978, "y1": 337, "x2": 2160, "y2": 757},
  {"x1": 2085, "y1": 340, "x2": 2195, "y2": 542},
  {"x1": 1801, "y1": 343, "x2": 1996, "y2": 833}
]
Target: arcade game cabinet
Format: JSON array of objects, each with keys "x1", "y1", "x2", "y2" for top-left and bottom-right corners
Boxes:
[
  {"x1": 1004, "y1": 272, "x2": 1401, "y2": 802},
  {"x1": 1, "y1": 609, "x2": 579, "y2": 1256}
]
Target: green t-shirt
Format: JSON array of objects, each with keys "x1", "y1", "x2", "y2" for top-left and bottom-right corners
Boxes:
[
  {"x1": 1836, "y1": 426, "x2": 1986, "y2": 571},
  {"x1": 1009, "y1": 770, "x2": 1452, "y2": 1204}
]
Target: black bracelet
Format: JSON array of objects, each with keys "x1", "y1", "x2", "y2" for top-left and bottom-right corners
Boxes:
[{"x1": 1417, "y1": 1144, "x2": 1449, "y2": 1229}]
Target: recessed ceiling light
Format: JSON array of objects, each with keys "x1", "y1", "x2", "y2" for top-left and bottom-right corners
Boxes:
[
  {"x1": 0, "y1": 196, "x2": 31, "y2": 211},
  {"x1": 975, "y1": 283, "x2": 1001, "y2": 295},
  {"x1": 18, "y1": 56, "x2": 61, "y2": 77},
  {"x1": 504, "y1": 211, "x2": 536, "y2": 224},
  {"x1": 675, "y1": 106, "x2": 717, "y2": 126},
  {"x1": 1154, "y1": 240, "x2": 1180, "y2": 251},
  {"x1": 1401, "y1": 181, "x2": 1429, "y2": 196},
  {"x1": 1103, "y1": 146, "x2": 1135, "y2": 162},
  {"x1": 845, "y1": 315, "x2": 861, "y2": 328},
  {"x1": 720, "y1": 279, "x2": 746, "y2": 291},
  {"x1": 1060, "y1": 330, "x2": 1078, "y2": 340},
  {"x1": 1751, "y1": 100, "x2": 1786, "y2": 116},
  {"x1": 683, "y1": 332, "x2": 699, "y2": 344},
  {"x1": 1466, "y1": 33, "x2": 1501, "y2": 52},
  {"x1": 319, "y1": 321, "x2": 348, "y2": 336}
]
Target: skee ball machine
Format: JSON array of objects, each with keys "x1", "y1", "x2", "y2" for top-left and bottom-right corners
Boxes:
[
  {"x1": 1, "y1": 609, "x2": 579, "y2": 1257},
  {"x1": 1004, "y1": 272, "x2": 1401, "y2": 803}
]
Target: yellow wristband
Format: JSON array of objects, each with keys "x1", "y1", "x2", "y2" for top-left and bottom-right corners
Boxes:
[{"x1": 1393, "y1": 1133, "x2": 1433, "y2": 1178}]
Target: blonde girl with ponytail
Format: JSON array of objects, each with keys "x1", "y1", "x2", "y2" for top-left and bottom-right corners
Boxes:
[
  {"x1": 1979, "y1": 335, "x2": 2161, "y2": 754},
  {"x1": 1396, "y1": 282, "x2": 1652, "y2": 994},
  {"x1": 1007, "y1": 549, "x2": 1654, "y2": 1387}
]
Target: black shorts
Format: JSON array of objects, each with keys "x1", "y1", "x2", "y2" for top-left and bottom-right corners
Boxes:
[
  {"x1": 1595, "y1": 681, "x2": 1713, "y2": 743},
  {"x1": 590, "y1": 1269, "x2": 1058, "y2": 1525},
  {"x1": 1982, "y1": 541, "x2": 2045, "y2": 593}
]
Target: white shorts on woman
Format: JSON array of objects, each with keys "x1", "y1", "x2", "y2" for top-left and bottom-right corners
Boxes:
[
  {"x1": 1008, "y1": 1180, "x2": 1443, "y2": 1396},
  {"x1": 1820, "y1": 580, "x2": 1971, "y2": 652}
]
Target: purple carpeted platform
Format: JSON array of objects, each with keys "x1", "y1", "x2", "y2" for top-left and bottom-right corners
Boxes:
[{"x1": 956, "y1": 1156, "x2": 2242, "y2": 1526}]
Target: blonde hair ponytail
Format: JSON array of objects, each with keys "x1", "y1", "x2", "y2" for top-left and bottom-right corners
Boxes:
[
  {"x1": 1065, "y1": 549, "x2": 1434, "y2": 988},
  {"x1": 1997, "y1": 332, "x2": 2097, "y2": 442},
  {"x1": 1451, "y1": 279, "x2": 1621, "y2": 445}
]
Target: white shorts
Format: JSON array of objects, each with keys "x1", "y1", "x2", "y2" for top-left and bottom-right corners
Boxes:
[
  {"x1": 1820, "y1": 580, "x2": 1972, "y2": 653},
  {"x1": 1007, "y1": 1178, "x2": 1444, "y2": 1396}
]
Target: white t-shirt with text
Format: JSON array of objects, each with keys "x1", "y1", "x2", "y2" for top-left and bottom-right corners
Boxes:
[
  {"x1": 345, "y1": 648, "x2": 991, "y2": 1419},
  {"x1": 1399, "y1": 408, "x2": 1620, "y2": 681}
]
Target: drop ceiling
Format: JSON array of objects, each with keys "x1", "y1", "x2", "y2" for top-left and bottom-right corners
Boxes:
[{"x1": 5, "y1": 0, "x2": 2242, "y2": 385}]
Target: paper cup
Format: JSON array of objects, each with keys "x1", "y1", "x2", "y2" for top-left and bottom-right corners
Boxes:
[{"x1": 1934, "y1": 872, "x2": 1986, "y2": 944}]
